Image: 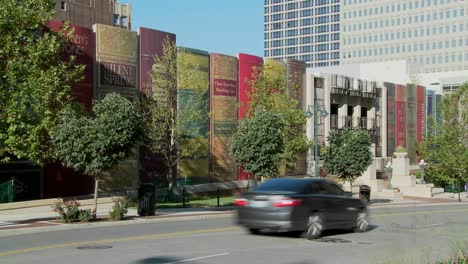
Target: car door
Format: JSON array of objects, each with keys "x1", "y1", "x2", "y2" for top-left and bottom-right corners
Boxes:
[
  {"x1": 324, "y1": 182, "x2": 357, "y2": 226},
  {"x1": 296, "y1": 182, "x2": 329, "y2": 228}
]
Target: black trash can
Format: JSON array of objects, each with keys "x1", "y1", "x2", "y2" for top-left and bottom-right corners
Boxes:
[
  {"x1": 138, "y1": 183, "x2": 155, "y2": 216},
  {"x1": 359, "y1": 185, "x2": 371, "y2": 203}
]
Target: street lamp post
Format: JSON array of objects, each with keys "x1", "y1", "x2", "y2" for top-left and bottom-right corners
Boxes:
[
  {"x1": 418, "y1": 159, "x2": 428, "y2": 184},
  {"x1": 305, "y1": 85, "x2": 328, "y2": 178}
]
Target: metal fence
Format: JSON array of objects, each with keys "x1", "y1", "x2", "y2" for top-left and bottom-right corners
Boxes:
[{"x1": 0, "y1": 180, "x2": 14, "y2": 203}]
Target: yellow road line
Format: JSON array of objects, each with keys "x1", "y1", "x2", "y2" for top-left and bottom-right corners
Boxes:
[
  {"x1": 2, "y1": 208, "x2": 468, "y2": 257},
  {"x1": 0, "y1": 226, "x2": 239, "y2": 257}
]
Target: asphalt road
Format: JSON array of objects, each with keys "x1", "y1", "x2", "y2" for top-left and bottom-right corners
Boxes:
[{"x1": 1, "y1": 204, "x2": 468, "y2": 264}]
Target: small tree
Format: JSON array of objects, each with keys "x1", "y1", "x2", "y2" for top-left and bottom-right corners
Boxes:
[
  {"x1": 419, "y1": 84, "x2": 468, "y2": 199},
  {"x1": 141, "y1": 38, "x2": 209, "y2": 190},
  {"x1": 52, "y1": 93, "x2": 142, "y2": 218},
  {"x1": 230, "y1": 108, "x2": 285, "y2": 181},
  {"x1": 246, "y1": 61, "x2": 309, "y2": 174},
  {"x1": 0, "y1": 0, "x2": 84, "y2": 164},
  {"x1": 323, "y1": 129, "x2": 373, "y2": 188}
]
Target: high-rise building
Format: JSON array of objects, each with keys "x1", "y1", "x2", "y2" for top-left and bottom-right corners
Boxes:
[
  {"x1": 341, "y1": 0, "x2": 467, "y2": 73},
  {"x1": 53, "y1": 0, "x2": 131, "y2": 30},
  {"x1": 264, "y1": 0, "x2": 468, "y2": 73},
  {"x1": 264, "y1": 0, "x2": 341, "y2": 68}
]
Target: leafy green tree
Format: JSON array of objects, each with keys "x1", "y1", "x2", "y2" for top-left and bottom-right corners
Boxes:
[
  {"x1": 323, "y1": 129, "x2": 373, "y2": 187},
  {"x1": 141, "y1": 38, "x2": 209, "y2": 190},
  {"x1": 51, "y1": 93, "x2": 142, "y2": 217},
  {"x1": 246, "y1": 61, "x2": 309, "y2": 175},
  {"x1": 0, "y1": 0, "x2": 84, "y2": 164},
  {"x1": 230, "y1": 108, "x2": 285, "y2": 181},
  {"x1": 419, "y1": 83, "x2": 468, "y2": 199}
]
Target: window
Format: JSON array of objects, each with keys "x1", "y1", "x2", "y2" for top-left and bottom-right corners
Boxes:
[
  {"x1": 301, "y1": 27, "x2": 312, "y2": 35},
  {"x1": 272, "y1": 22, "x2": 282, "y2": 30},
  {"x1": 60, "y1": 1, "x2": 66, "y2": 11},
  {"x1": 331, "y1": 24, "x2": 340, "y2": 32},
  {"x1": 331, "y1": 33, "x2": 339, "y2": 41},
  {"x1": 272, "y1": 31, "x2": 283, "y2": 39},
  {"x1": 271, "y1": 5, "x2": 283, "y2": 12},
  {"x1": 301, "y1": 36, "x2": 312, "y2": 44},
  {"x1": 301, "y1": 45, "x2": 313, "y2": 53},
  {"x1": 272, "y1": 48, "x2": 283, "y2": 56},
  {"x1": 286, "y1": 47, "x2": 297, "y2": 55},
  {"x1": 286, "y1": 29, "x2": 298, "y2": 37},
  {"x1": 287, "y1": 20, "x2": 297, "y2": 28},
  {"x1": 331, "y1": 14, "x2": 340, "y2": 22},
  {"x1": 301, "y1": 0, "x2": 312, "y2": 8},
  {"x1": 286, "y1": 11, "x2": 298, "y2": 19},
  {"x1": 286, "y1": 38, "x2": 297, "y2": 46},
  {"x1": 332, "y1": 42, "x2": 340, "y2": 50},
  {"x1": 272, "y1": 14, "x2": 282, "y2": 21},
  {"x1": 324, "y1": 183, "x2": 345, "y2": 196},
  {"x1": 301, "y1": 9, "x2": 312, "y2": 17},
  {"x1": 286, "y1": 2, "x2": 298, "y2": 10},
  {"x1": 301, "y1": 18, "x2": 312, "y2": 26},
  {"x1": 271, "y1": 40, "x2": 283, "y2": 47}
]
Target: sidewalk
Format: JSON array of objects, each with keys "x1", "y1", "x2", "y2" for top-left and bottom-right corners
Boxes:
[{"x1": 0, "y1": 195, "x2": 466, "y2": 233}]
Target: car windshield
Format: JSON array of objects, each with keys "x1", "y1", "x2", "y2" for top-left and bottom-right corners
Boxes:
[{"x1": 252, "y1": 178, "x2": 308, "y2": 193}]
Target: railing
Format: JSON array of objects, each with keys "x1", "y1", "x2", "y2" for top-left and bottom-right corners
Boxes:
[
  {"x1": 344, "y1": 116, "x2": 353, "y2": 128},
  {"x1": 330, "y1": 115, "x2": 379, "y2": 131},
  {"x1": 330, "y1": 115, "x2": 338, "y2": 130},
  {"x1": 0, "y1": 180, "x2": 14, "y2": 203}
]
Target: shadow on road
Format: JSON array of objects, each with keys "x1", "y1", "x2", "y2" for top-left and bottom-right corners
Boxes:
[
  {"x1": 370, "y1": 199, "x2": 392, "y2": 204},
  {"x1": 130, "y1": 256, "x2": 201, "y2": 264},
  {"x1": 253, "y1": 225, "x2": 379, "y2": 239}
]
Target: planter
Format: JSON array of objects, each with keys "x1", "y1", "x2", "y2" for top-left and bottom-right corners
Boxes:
[{"x1": 393, "y1": 152, "x2": 408, "y2": 159}]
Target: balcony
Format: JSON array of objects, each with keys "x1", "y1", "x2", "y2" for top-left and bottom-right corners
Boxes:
[
  {"x1": 361, "y1": 81, "x2": 377, "y2": 98},
  {"x1": 330, "y1": 75, "x2": 353, "y2": 95},
  {"x1": 330, "y1": 115, "x2": 378, "y2": 131}
]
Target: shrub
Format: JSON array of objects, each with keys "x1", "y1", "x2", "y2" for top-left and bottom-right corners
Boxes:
[
  {"x1": 395, "y1": 146, "x2": 407, "y2": 153},
  {"x1": 79, "y1": 209, "x2": 92, "y2": 223},
  {"x1": 52, "y1": 199, "x2": 82, "y2": 223},
  {"x1": 438, "y1": 249, "x2": 468, "y2": 264},
  {"x1": 109, "y1": 197, "x2": 130, "y2": 221}
]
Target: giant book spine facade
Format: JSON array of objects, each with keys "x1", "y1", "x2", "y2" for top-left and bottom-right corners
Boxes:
[
  {"x1": 138, "y1": 27, "x2": 176, "y2": 184},
  {"x1": 385, "y1": 82, "x2": 396, "y2": 157},
  {"x1": 178, "y1": 48, "x2": 210, "y2": 185},
  {"x1": 43, "y1": 21, "x2": 95, "y2": 198},
  {"x1": 94, "y1": 24, "x2": 139, "y2": 190},
  {"x1": 210, "y1": 53, "x2": 238, "y2": 182},
  {"x1": 395, "y1": 84, "x2": 407, "y2": 152},
  {"x1": 237, "y1": 53, "x2": 263, "y2": 180},
  {"x1": 406, "y1": 84, "x2": 417, "y2": 163}
]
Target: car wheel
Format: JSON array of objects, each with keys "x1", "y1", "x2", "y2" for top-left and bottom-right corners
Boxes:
[
  {"x1": 354, "y1": 211, "x2": 369, "y2": 233},
  {"x1": 306, "y1": 213, "x2": 323, "y2": 240},
  {"x1": 248, "y1": 228, "x2": 260, "y2": 235}
]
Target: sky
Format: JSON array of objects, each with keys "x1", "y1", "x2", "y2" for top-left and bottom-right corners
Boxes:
[{"x1": 130, "y1": 0, "x2": 264, "y2": 57}]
